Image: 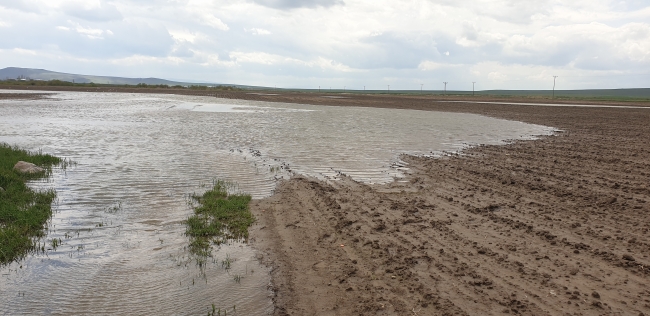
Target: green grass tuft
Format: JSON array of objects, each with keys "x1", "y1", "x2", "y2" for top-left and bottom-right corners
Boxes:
[
  {"x1": 185, "y1": 180, "x2": 254, "y2": 256},
  {"x1": 0, "y1": 143, "x2": 61, "y2": 264}
]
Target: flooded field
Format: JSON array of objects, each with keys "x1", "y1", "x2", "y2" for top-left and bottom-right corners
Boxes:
[{"x1": 0, "y1": 91, "x2": 555, "y2": 315}]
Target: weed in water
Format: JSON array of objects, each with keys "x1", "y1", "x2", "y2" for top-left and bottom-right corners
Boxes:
[
  {"x1": 0, "y1": 143, "x2": 62, "y2": 264},
  {"x1": 50, "y1": 238, "x2": 62, "y2": 250},
  {"x1": 185, "y1": 180, "x2": 254, "y2": 257},
  {"x1": 221, "y1": 254, "x2": 233, "y2": 270},
  {"x1": 106, "y1": 201, "x2": 123, "y2": 214}
]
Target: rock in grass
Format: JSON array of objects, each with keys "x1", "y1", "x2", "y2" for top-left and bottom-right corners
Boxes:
[
  {"x1": 0, "y1": 186, "x2": 4, "y2": 192},
  {"x1": 13, "y1": 161, "x2": 45, "y2": 174}
]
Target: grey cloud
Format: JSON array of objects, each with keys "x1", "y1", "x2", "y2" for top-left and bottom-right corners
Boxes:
[
  {"x1": 99, "y1": 21, "x2": 174, "y2": 57},
  {"x1": 171, "y1": 45, "x2": 194, "y2": 58},
  {"x1": 250, "y1": 0, "x2": 343, "y2": 9},
  {"x1": 432, "y1": 0, "x2": 553, "y2": 24},
  {"x1": 14, "y1": 19, "x2": 175, "y2": 58},
  {"x1": 352, "y1": 33, "x2": 440, "y2": 69},
  {"x1": 64, "y1": 2, "x2": 123, "y2": 22},
  {"x1": 481, "y1": 1, "x2": 552, "y2": 24},
  {"x1": 0, "y1": 0, "x2": 42, "y2": 13},
  {"x1": 611, "y1": 0, "x2": 650, "y2": 11}
]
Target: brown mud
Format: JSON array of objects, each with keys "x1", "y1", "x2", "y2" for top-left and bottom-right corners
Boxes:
[
  {"x1": 246, "y1": 93, "x2": 650, "y2": 315},
  {"x1": 0, "y1": 92, "x2": 52, "y2": 100}
]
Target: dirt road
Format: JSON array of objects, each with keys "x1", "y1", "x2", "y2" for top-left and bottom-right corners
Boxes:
[{"x1": 246, "y1": 93, "x2": 650, "y2": 315}]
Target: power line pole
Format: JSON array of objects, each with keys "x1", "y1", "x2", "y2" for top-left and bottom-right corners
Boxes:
[
  {"x1": 443, "y1": 82, "x2": 448, "y2": 95},
  {"x1": 319, "y1": 86, "x2": 320, "y2": 92},
  {"x1": 387, "y1": 85, "x2": 390, "y2": 93},
  {"x1": 472, "y1": 82, "x2": 476, "y2": 96},
  {"x1": 552, "y1": 76, "x2": 558, "y2": 99},
  {"x1": 421, "y1": 84, "x2": 423, "y2": 94}
]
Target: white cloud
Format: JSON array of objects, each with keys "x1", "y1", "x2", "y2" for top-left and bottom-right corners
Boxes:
[
  {"x1": 229, "y1": 51, "x2": 354, "y2": 71},
  {"x1": 418, "y1": 61, "x2": 462, "y2": 71},
  {"x1": 169, "y1": 30, "x2": 198, "y2": 43},
  {"x1": 197, "y1": 13, "x2": 229, "y2": 31},
  {"x1": 230, "y1": 51, "x2": 283, "y2": 65},
  {"x1": 487, "y1": 71, "x2": 507, "y2": 82},
  {"x1": 109, "y1": 54, "x2": 187, "y2": 66},
  {"x1": 246, "y1": 28, "x2": 271, "y2": 35},
  {"x1": 14, "y1": 48, "x2": 38, "y2": 55},
  {"x1": 63, "y1": 1, "x2": 123, "y2": 22},
  {"x1": 310, "y1": 57, "x2": 355, "y2": 72},
  {"x1": 74, "y1": 25, "x2": 105, "y2": 39},
  {"x1": 250, "y1": 0, "x2": 343, "y2": 9}
]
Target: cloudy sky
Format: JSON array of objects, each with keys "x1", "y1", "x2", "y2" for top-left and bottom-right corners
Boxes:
[{"x1": 0, "y1": 0, "x2": 648, "y2": 90}]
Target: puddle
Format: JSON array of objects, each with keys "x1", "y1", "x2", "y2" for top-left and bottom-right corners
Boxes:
[
  {"x1": 172, "y1": 102, "x2": 257, "y2": 113},
  {"x1": 0, "y1": 91, "x2": 556, "y2": 314}
]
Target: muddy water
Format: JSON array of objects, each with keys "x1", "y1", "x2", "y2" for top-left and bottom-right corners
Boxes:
[{"x1": 0, "y1": 91, "x2": 555, "y2": 315}]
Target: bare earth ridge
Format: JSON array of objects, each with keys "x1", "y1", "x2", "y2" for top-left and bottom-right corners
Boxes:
[{"x1": 242, "y1": 93, "x2": 650, "y2": 315}]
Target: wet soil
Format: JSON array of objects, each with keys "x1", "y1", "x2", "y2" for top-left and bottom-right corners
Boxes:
[
  {"x1": 245, "y1": 93, "x2": 650, "y2": 315},
  {"x1": 4, "y1": 87, "x2": 650, "y2": 314}
]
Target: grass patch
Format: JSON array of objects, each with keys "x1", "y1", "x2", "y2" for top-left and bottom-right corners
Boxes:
[
  {"x1": 0, "y1": 143, "x2": 61, "y2": 264},
  {"x1": 185, "y1": 180, "x2": 254, "y2": 257}
]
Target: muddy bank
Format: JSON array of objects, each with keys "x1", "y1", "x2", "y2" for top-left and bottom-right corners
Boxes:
[
  {"x1": 248, "y1": 95, "x2": 650, "y2": 315},
  {"x1": 0, "y1": 92, "x2": 52, "y2": 100}
]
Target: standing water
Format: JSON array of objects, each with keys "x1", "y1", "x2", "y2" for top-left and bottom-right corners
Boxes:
[{"x1": 0, "y1": 91, "x2": 555, "y2": 315}]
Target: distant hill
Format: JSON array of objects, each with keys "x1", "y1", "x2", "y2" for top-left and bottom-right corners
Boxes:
[
  {"x1": 2, "y1": 67, "x2": 648, "y2": 98},
  {"x1": 0, "y1": 67, "x2": 240, "y2": 87}
]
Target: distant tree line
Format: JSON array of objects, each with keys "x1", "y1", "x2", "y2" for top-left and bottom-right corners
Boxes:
[{"x1": 0, "y1": 79, "x2": 242, "y2": 90}]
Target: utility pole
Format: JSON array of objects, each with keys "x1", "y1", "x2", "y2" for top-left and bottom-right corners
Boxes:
[
  {"x1": 344, "y1": 86, "x2": 345, "y2": 92},
  {"x1": 421, "y1": 84, "x2": 423, "y2": 94},
  {"x1": 472, "y1": 82, "x2": 476, "y2": 96},
  {"x1": 387, "y1": 85, "x2": 390, "y2": 93},
  {"x1": 552, "y1": 76, "x2": 558, "y2": 99},
  {"x1": 443, "y1": 82, "x2": 448, "y2": 95},
  {"x1": 319, "y1": 86, "x2": 320, "y2": 92}
]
